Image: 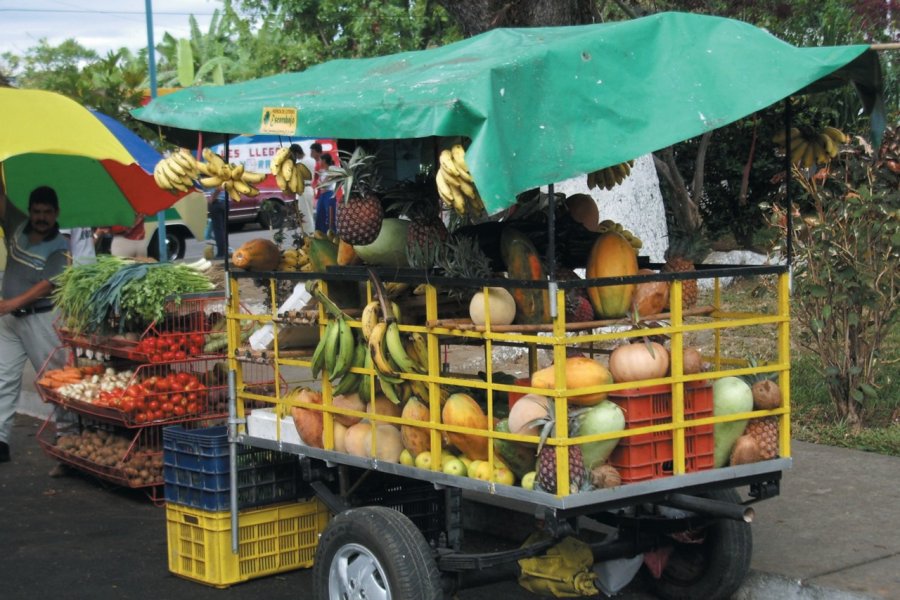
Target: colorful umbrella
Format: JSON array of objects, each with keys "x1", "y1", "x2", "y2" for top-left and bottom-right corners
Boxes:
[{"x1": 0, "y1": 88, "x2": 190, "y2": 228}]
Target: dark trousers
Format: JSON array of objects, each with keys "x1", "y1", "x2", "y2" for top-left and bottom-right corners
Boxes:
[
  {"x1": 315, "y1": 191, "x2": 336, "y2": 233},
  {"x1": 209, "y1": 199, "x2": 227, "y2": 258}
]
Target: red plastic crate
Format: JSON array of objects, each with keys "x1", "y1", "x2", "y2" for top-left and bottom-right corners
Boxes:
[{"x1": 608, "y1": 382, "x2": 715, "y2": 483}]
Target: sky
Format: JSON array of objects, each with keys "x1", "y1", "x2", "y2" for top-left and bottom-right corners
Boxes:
[{"x1": 0, "y1": 0, "x2": 219, "y2": 57}]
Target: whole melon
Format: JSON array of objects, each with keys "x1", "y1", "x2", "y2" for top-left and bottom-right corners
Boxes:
[{"x1": 352, "y1": 218, "x2": 410, "y2": 267}]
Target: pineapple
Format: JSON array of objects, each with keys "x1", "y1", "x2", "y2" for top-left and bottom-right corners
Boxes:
[
  {"x1": 739, "y1": 358, "x2": 781, "y2": 460},
  {"x1": 324, "y1": 147, "x2": 384, "y2": 246},
  {"x1": 744, "y1": 417, "x2": 779, "y2": 459},
  {"x1": 662, "y1": 233, "x2": 709, "y2": 309},
  {"x1": 425, "y1": 235, "x2": 494, "y2": 301},
  {"x1": 556, "y1": 267, "x2": 594, "y2": 323},
  {"x1": 529, "y1": 402, "x2": 588, "y2": 494}
]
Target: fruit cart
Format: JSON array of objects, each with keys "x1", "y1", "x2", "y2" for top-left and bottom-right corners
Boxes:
[{"x1": 134, "y1": 12, "x2": 885, "y2": 599}]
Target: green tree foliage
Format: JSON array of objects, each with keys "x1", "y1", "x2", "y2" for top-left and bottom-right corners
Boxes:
[
  {"x1": 230, "y1": 0, "x2": 462, "y2": 77},
  {"x1": 766, "y1": 129, "x2": 900, "y2": 429}
]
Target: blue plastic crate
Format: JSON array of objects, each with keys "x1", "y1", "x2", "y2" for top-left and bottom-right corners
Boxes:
[{"x1": 163, "y1": 425, "x2": 301, "y2": 510}]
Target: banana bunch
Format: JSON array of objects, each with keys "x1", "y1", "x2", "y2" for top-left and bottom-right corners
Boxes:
[
  {"x1": 271, "y1": 146, "x2": 312, "y2": 194},
  {"x1": 276, "y1": 247, "x2": 311, "y2": 272},
  {"x1": 360, "y1": 299, "x2": 425, "y2": 404},
  {"x1": 196, "y1": 148, "x2": 267, "y2": 202},
  {"x1": 436, "y1": 144, "x2": 485, "y2": 217},
  {"x1": 596, "y1": 219, "x2": 643, "y2": 251},
  {"x1": 587, "y1": 160, "x2": 635, "y2": 191},
  {"x1": 153, "y1": 149, "x2": 200, "y2": 193},
  {"x1": 772, "y1": 126, "x2": 847, "y2": 167},
  {"x1": 310, "y1": 312, "x2": 361, "y2": 388}
]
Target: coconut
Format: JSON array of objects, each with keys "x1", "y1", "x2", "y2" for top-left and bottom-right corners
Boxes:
[
  {"x1": 682, "y1": 347, "x2": 705, "y2": 375},
  {"x1": 730, "y1": 434, "x2": 762, "y2": 465},
  {"x1": 591, "y1": 463, "x2": 622, "y2": 488},
  {"x1": 751, "y1": 379, "x2": 782, "y2": 410}
]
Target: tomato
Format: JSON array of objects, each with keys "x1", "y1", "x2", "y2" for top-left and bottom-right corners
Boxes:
[
  {"x1": 148, "y1": 399, "x2": 160, "y2": 411},
  {"x1": 161, "y1": 402, "x2": 174, "y2": 414},
  {"x1": 186, "y1": 392, "x2": 199, "y2": 403},
  {"x1": 120, "y1": 400, "x2": 135, "y2": 413},
  {"x1": 170, "y1": 393, "x2": 185, "y2": 406},
  {"x1": 161, "y1": 351, "x2": 175, "y2": 362},
  {"x1": 188, "y1": 345, "x2": 203, "y2": 356},
  {"x1": 154, "y1": 379, "x2": 170, "y2": 393},
  {"x1": 186, "y1": 402, "x2": 200, "y2": 414},
  {"x1": 176, "y1": 372, "x2": 191, "y2": 385},
  {"x1": 190, "y1": 334, "x2": 205, "y2": 347},
  {"x1": 134, "y1": 412, "x2": 148, "y2": 424},
  {"x1": 150, "y1": 353, "x2": 162, "y2": 363},
  {"x1": 173, "y1": 405, "x2": 186, "y2": 417},
  {"x1": 153, "y1": 409, "x2": 165, "y2": 421},
  {"x1": 169, "y1": 381, "x2": 184, "y2": 393}
]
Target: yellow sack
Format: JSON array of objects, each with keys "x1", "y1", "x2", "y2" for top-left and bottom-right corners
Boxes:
[{"x1": 517, "y1": 532, "x2": 599, "y2": 597}]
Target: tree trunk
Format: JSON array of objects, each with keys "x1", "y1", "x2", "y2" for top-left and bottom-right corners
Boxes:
[{"x1": 435, "y1": 0, "x2": 595, "y2": 35}]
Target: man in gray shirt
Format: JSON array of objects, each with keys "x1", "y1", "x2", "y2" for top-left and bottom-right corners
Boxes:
[{"x1": 0, "y1": 184, "x2": 70, "y2": 463}]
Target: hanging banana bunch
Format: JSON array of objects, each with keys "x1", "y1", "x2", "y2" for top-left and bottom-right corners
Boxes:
[
  {"x1": 772, "y1": 125, "x2": 847, "y2": 168},
  {"x1": 586, "y1": 160, "x2": 635, "y2": 191},
  {"x1": 436, "y1": 144, "x2": 485, "y2": 217},
  {"x1": 152, "y1": 149, "x2": 200, "y2": 193},
  {"x1": 270, "y1": 146, "x2": 312, "y2": 194},
  {"x1": 194, "y1": 148, "x2": 267, "y2": 202}
]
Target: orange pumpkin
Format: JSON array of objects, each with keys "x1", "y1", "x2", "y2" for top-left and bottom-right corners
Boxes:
[
  {"x1": 231, "y1": 238, "x2": 282, "y2": 271},
  {"x1": 586, "y1": 232, "x2": 638, "y2": 318},
  {"x1": 608, "y1": 342, "x2": 670, "y2": 383}
]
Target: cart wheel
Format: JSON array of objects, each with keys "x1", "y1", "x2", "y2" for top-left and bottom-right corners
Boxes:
[
  {"x1": 313, "y1": 506, "x2": 443, "y2": 600},
  {"x1": 645, "y1": 488, "x2": 752, "y2": 600}
]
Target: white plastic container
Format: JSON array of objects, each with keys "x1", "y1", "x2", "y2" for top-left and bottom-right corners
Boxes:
[{"x1": 246, "y1": 407, "x2": 303, "y2": 445}]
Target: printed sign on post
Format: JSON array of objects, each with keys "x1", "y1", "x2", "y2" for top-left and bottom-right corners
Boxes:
[{"x1": 260, "y1": 107, "x2": 297, "y2": 135}]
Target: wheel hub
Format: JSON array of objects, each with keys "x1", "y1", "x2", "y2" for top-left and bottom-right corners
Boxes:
[{"x1": 329, "y1": 542, "x2": 391, "y2": 600}]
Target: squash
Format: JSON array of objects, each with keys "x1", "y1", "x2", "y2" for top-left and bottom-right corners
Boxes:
[
  {"x1": 608, "y1": 341, "x2": 670, "y2": 383},
  {"x1": 231, "y1": 238, "x2": 281, "y2": 271},
  {"x1": 586, "y1": 232, "x2": 638, "y2": 318},
  {"x1": 531, "y1": 357, "x2": 613, "y2": 406},
  {"x1": 633, "y1": 269, "x2": 669, "y2": 317},
  {"x1": 500, "y1": 227, "x2": 550, "y2": 324}
]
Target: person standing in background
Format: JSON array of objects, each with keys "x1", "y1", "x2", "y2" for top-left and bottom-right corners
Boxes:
[
  {"x1": 64, "y1": 227, "x2": 96, "y2": 265},
  {"x1": 0, "y1": 184, "x2": 70, "y2": 464},
  {"x1": 315, "y1": 153, "x2": 337, "y2": 234},
  {"x1": 291, "y1": 144, "x2": 316, "y2": 234},
  {"x1": 95, "y1": 213, "x2": 146, "y2": 259},
  {"x1": 207, "y1": 187, "x2": 228, "y2": 260}
]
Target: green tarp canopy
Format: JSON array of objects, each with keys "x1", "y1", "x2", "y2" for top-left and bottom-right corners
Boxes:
[{"x1": 134, "y1": 11, "x2": 883, "y2": 215}]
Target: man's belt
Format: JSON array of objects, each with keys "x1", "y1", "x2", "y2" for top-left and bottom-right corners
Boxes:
[{"x1": 11, "y1": 304, "x2": 55, "y2": 317}]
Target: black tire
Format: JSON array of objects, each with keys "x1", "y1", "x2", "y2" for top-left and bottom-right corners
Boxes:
[
  {"x1": 259, "y1": 200, "x2": 285, "y2": 229},
  {"x1": 313, "y1": 506, "x2": 443, "y2": 600},
  {"x1": 645, "y1": 488, "x2": 752, "y2": 600},
  {"x1": 148, "y1": 229, "x2": 186, "y2": 260}
]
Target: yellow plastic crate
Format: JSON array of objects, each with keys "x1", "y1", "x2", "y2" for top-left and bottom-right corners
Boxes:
[{"x1": 166, "y1": 498, "x2": 330, "y2": 588}]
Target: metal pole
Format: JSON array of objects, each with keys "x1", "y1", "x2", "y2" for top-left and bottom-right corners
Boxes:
[{"x1": 145, "y1": 0, "x2": 168, "y2": 261}]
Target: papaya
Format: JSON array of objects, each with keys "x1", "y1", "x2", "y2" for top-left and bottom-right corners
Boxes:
[
  {"x1": 307, "y1": 237, "x2": 360, "y2": 308},
  {"x1": 400, "y1": 396, "x2": 431, "y2": 456},
  {"x1": 493, "y1": 418, "x2": 537, "y2": 479},
  {"x1": 231, "y1": 238, "x2": 281, "y2": 271},
  {"x1": 290, "y1": 388, "x2": 323, "y2": 448},
  {"x1": 441, "y1": 393, "x2": 489, "y2": 460},
  {"x1": 633, "y1": 268, "x2": 670, "y2": 317},
  {"x1": 500, "y1": 227, "x2": 550, "y2": 324},
  {"x1": 586, "y1": 231, "x2": 638, "y2": 318},
  {"x1": 531, "y1": 357, "x2": 613, "y2": 406}
]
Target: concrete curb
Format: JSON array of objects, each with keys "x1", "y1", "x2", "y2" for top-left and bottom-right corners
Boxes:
[{"x1": 736, "y1": 571, "x2": 877, "y2": 600}]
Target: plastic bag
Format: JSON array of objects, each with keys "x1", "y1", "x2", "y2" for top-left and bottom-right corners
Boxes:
[{"x1": 518, "y1": 532, "x2": 599, "y2": 597}]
